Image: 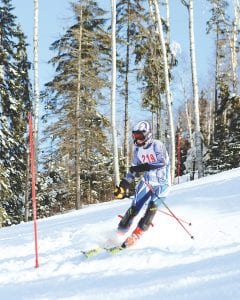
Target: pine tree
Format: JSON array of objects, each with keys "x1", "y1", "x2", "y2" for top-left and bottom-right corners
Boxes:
[
  {"x1": 115, "y1": 0, "x2": 146, "y2": 172},
  {"x1": 0, "y1": 0, "x2": 31, "y2": 225},
  {"x1": 205, "y1": 0, "x2": 240, "y2": 173},
  {"x1": 42, "y1": 0, "x2": 113, "y2": 213},
  {"x1": 134, "y1": 1, "x2": 167, "y2": 130},
  {"x1": 226, "y1": 95, "x2": 240, "y2": 169}
]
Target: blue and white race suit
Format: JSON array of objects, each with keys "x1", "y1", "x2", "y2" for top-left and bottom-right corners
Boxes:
[{"x1": 124, "y1": 139, "x2": 171, "y2": 212}]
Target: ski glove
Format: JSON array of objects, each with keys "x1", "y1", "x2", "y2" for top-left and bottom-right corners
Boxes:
[
  {"x1": 120, "y1": 179, "x2": 130, "y2": 190},
  {"x1": 114, "y1": 186, "x2": 125, "y2": 199},
  {"x1": 114, "y1": 179, "x2": 130, "y2": 199},
  {"x1": 130, "y1": 163, "x2": 151, "y2": 173}
]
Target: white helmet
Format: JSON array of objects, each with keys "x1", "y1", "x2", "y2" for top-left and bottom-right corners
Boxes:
[{"x1": 132, "y1": 120, "x2": 152, "y2": 147}]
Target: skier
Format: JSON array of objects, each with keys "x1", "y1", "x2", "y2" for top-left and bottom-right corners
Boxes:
[{"x1": 114, "y1": 120, "x2": 171, "y2": 248}]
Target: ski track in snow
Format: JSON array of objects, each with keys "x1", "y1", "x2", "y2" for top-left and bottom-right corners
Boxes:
[{"x1": 0, "y1": 168, "x2": 240, "y2": 299}]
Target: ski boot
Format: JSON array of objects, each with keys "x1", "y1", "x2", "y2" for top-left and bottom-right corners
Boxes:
[
  {"x1": 117, "y1": 206, "x2": 138, "y2": 236},
  {"x1": 122, "y1": 201, "x2": 158, "y2": 248},
  {"x1": 122, "y1": 226, "x2": 143, "y2": 248}
]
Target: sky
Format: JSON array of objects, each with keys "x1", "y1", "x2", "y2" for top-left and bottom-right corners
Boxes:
[
  {"x1": 8, "y1": 0, "x2": 220, "y2": 150},
  {"x1": 10, "y1": 0, "x2": 216, "y2": 102},
  {"x1": 11, "y1": 0, "x2": 73, "y2": 88},
  {"x1": 0, "y1": 167, "x2": 240, "y2": 299}
]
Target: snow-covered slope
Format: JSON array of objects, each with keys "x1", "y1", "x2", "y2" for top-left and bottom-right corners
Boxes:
[{"x1": 0, "y1": 168, "x2": 240, "y2": 300}]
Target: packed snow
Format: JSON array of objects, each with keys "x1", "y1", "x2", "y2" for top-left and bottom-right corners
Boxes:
[{"x1": 0, "y1": 168, "x2": 240, "y2": 300}]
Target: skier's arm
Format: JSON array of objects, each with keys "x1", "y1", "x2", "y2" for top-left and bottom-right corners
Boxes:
[
  {"x1": 114, "y1": 147, "x2": 140, "y2": 198},
  {"x1": 121, "y1": 146, "x2": 141, "y2": 181}
]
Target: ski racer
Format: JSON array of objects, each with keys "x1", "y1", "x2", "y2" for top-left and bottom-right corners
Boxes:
[{"x1": 114, "y1": 120, "x2": 171, "y2": 247}]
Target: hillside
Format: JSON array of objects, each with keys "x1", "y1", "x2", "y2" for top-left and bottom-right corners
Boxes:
[{"x1": 0, "y1": 168, "x2": 240, "y2": 300}]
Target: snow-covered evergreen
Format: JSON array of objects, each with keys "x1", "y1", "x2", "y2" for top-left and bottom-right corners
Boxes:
[
  {"x1": 42, "y1": 1, "x2": 113, "y2": 211},
  {"x1": 0, "y1": 0, "x2": 31, "y2": 225}
]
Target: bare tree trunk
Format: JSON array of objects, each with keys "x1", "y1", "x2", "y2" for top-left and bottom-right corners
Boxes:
[
  {"x1": 111, "y1": 0, "x2": 120, "y2": 186},
  {"x1": 75, "y1": 6, "x2": 83, "y2": 210},
  {"x1": 162, "y1": 0, "x2": 170, "y2": 146},
  {"x1": 229, "y1": 20, "x2": 237, "y2": 93},
  {"x1": 231, "y1": 2, "x2": 239, "y2": 93},
  {"x1": 182, "y1": 0, "x2": 203, "y2": 178},
  {"x1": 151, "y1": 0, "x2": 175, "y2": 182},
  {"x1": 219, "y1": 1, "x2": 239, "y2": 93},
  {"x1": 33, "y1": 0, "x2": 39, "y2": 172},
  {"x1": 185, "y1": 100, "x2": 193, "y2": 147},
  {"x1": 214, "y1": 27, "x2": 219, "y2": 142},
  {"x1": 148, "y1": 1, "x2": 163, "y2": 142},
  {"x1": 165, "y1": 0, "x2": 170, "y2": 44},
  {"x1": 189, "y1": 0, "x2": 203, "y2": 178},
  {"x1": 123, "y1": 0, "x2": 130, "y2": 173},
  {"x1": 207, "y1": 100, "x2": 213, "y2": 145},
  {"x1": 24, "y1": 150, "x2": 30, "y2": 222}
]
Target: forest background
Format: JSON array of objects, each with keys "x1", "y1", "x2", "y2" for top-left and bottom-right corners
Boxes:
[{"x1": 0, "y1": 0, "x2": 239, "y2": 226}]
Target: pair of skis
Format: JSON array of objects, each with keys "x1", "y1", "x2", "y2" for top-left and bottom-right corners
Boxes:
[
  {"x1": 81, "y1": 244, "x2": 125, "y2": 258},
  {"x1": 81, "y1": 217, "x2": 140, "y2": 258},
  {"x1": 81, "y1": 228, "x2": 137, "y2": 258},
  {"x1": 81, "y1": 199, "x2": 194, "y2": 258}
]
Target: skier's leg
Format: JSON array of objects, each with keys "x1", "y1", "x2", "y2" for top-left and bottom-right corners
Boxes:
[
  {"x1": 122, "y1": 184, "x2": 169, "y2": 247},
  {"x1": 122, "y1": 198, "x2": 158, "y2": 246},
  {"x1": 137, "y1": 183, "x2": 170, "y2": 231},
  {"x1": 118, "y1": 206, "x2": 138, "y2": 232},
  {"x1": 137, "y1": 200, "x2": 158, "y2": 231},
  {"x1": 118, "y1": 180, "x2": 151, "y2": 232}
]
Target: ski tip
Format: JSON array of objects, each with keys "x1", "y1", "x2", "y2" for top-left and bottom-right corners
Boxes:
[
  {"x1": 105, "y1": 245, "x2": 125, "y2": 254},
  {"x1": 81, "y1": 247, "x2": 102, "y2": 258},
  {"x1": 120, "y1": 243, "x2": 127, "y2": 249},
  {"x1": 191, "y1": 235, "x2": 194, "y2": 240}
]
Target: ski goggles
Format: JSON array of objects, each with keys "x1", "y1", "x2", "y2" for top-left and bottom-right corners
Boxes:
[{"x1": 132, "y1": 131, "x2": 145, "y2": 141}]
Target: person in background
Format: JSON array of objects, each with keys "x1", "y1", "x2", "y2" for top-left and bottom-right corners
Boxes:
[{"x1": 114, "y1": 120, "x2": 171, "y2": 248}]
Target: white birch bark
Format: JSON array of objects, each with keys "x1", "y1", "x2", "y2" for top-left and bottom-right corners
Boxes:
[
  {"x1": 219, "y1": 3, "x2": 238, "y2": 94},
  {"x1": 33, "y1": 0, "x2": 39, "y2": 172},
  {"x1": 111, "y1": 0, "x2": 120, "y2": 186},
  {"x1": 182, "y1": 0, "x2": 203, "y2": 178},
  {"x1": 123, "y1": 0, "x2": 130, "y2": 173},
  {"x1": 232, "y1": 1, "x2": 239, "y2": 92},
  {"x1": 165, "y1": 0, "x2": 170, "y2": 44},
  {"x1": 151, "y1": 0, "x2": 175, "y2": 182},
  {"x1": 185, "y1": 100, "x2": 193, "y2": 148},
  {"x1": 75, "y1": 6, "x2": 83, "y2": 210},
  {"x1": 207, "y1": 100, "x2": 213, "y2": 145}
]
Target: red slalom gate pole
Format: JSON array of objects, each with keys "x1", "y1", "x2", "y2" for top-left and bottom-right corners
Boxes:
[
  {"x1": 143, "y1": 180, "x2": 194, "y2": 239},
  {"x1": 28, "y1": 112, "x2": 39, "y2": 268}
]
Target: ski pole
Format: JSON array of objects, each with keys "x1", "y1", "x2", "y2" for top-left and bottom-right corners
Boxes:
[
  {"x1": 157, "y1": 209, "x2": 192, "y2": 226},
  {"x1": 143, "y1": 180, "x2": 194, "y2": 239}
]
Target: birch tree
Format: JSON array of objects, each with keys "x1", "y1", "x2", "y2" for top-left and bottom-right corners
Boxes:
[
  {"x1": 111, "y1": 0, "x2": 120, "y2": 185},
  {"x1": 33, "y1": 0, "x2": 39, "y2": 171},
  {"x1": 181, "y1": 0, "x2": 203, "y2": 178},
  {"x1": 123, "y1": 1, "x2": 130, "y2": 173},
  {"x1": 150, "y1": 0, "x2": 175, "y2": 182},
  {"x1": 164, "y1": 0, "x2": 170, "y2": 44},
  {"x1": 116, "y1": 0, "x2": 147, "y2": 172},
  {"x1": 230, "y1": 0, "x2": 240, "y2": 93},
  {"x1": 75, "y1": 5, "x2": 82, "y2": 209}
]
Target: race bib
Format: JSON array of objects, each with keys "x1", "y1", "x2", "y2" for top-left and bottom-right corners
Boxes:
[{"x1": 137, "y1": 145, "x2": 157, "y2": 163}]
